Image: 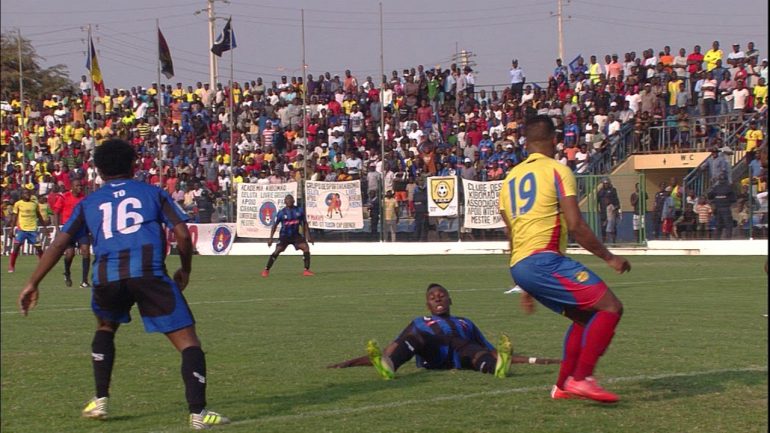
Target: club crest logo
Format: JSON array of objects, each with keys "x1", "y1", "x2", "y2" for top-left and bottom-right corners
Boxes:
[
  {"x1": 211, "y1": 225, "x2": 233, "y2": 254},
  {"x1": 259, "y1": 201, "x2": 277, "y2": 227},
  {"x1": 575, "y1": 271, "x2": 589, "y2": 283},
  {"x1": 430, "y1": 178, "x2": 455, "y2": 210}
]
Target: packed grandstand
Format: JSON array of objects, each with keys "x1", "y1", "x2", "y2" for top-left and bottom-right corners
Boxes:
[{"x1": 1, "y1": 40, "x2": 767, "y2": 242}]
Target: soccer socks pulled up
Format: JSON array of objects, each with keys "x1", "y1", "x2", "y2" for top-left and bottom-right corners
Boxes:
[
  {"x1": 9, "y1": 250, "x2": 18, "y2": 269},
  {"x1": 82, "y1": 256, "x2": 91, "y2": 283},
  {"x1": 181, "y1": 346, "x2": 207, "y2": 414},
  {"x1": 64, "y1": 255, "x2": 74, "y2": 275},
  {"x1": 303, "y1": 251, "x2": 311, "y2": 270},
  {"x1": 556, "y1": 322, "x2": 585, "y2": 389},
  {"x1": 91, "y1": 330, "x2": 116, "y2": 398},
  {"x1": 573, "y1": 311, "x2": 621, "y2": 381},
  {"x1": 265, "y1": 252, "x2": 279, "y2": 270}
]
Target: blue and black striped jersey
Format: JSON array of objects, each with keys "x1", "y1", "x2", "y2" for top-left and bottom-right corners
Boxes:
[
  {"x1": 62, "y1": 179, "x2": 189, "y2": 285},
  {"x1": 274, "y1": 206, "x2": 305, "y2": 238},
  {"x1": 396, "y1": 315, "x2": 494, "y2": 369}
]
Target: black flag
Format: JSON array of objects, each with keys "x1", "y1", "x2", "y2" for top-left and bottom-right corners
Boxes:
[
  {"x1": 211, "y1": 17, "x2": 237, "y2": 57},
  {"x1": 158, "y1": 27, "x2": 174, "y2": 79}
]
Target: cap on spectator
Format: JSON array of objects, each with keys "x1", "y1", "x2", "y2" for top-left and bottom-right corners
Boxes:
[
  {"x1": 763, "y1": 58, "x2": 768, "y2": 63},
  {"x1": 610, "y1": 101, "x2": 618, "y2": 107},
  {"x1": 482, "y1": 131, "x2": 489, "y2": 135},
  {"x1": 321, "y1": 143, "x2": 328, "y2": 147},
  {"x1": 733, "y1": 43, "x2": 739, "y2": 46},
  {"x1": 464, "y1": 157, "x2": 471, "y2": 163},
  {"x1": 506, "y1": 143, "x2": 513, "y2": 149},
  {"x1": 665, "y1": 186, "x2": 672, "y2": 192}
]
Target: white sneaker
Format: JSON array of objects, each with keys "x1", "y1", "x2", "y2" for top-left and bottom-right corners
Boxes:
[
  {"x1": 189, "y1": 409, "x2": 231, "y2": 430},
  {"x1": 82, "y1": 397, "x2": 108, "y2": 419},
  {"x1": 504, "y1": 285, "x2": 524, "y2": 294}
]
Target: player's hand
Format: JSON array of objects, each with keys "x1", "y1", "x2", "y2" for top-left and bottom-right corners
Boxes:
[
  {"x1": 606, "y1": 254, "x2": 631, "y2": 274},
  {"x1": 18, "y1": 283, "x2": 40, "y2": 317},
  {"x1": 267, "y1": 239, "x2": 273, "y2": 248},
  {"x1": 520, "y1": 292, "x2": 536, "y2": 315},
  {"x1": 174, "y1": 268, "x2": 190, "y2": 291}
]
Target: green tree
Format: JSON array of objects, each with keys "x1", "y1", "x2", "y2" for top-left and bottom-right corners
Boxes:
[{"x1": 0, "y1": 31, "x2": 75, "y2": 102}]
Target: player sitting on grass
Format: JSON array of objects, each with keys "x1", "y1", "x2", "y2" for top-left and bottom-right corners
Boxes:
[{"x1": 328, "y1": 283, "x2": 559, "y2": 379}]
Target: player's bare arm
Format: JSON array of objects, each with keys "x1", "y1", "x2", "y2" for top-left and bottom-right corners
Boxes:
[
  {"x1": 267, "y1": 224, "x2": 277, "y2": 247},
  {"x1": 561, "y1": 195, "x2": 631, "y2": 274},
  {"x1": 303, "y1": 218, "x2": 313, "y2": 245},
  {"x1": 18, "y1": 231, "x2": 73, "y2": 316},
  {"x1": 173, "y1": 222, "x2": 193, "y2": 291}
]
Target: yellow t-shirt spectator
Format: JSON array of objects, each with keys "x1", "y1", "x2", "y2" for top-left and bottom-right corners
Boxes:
[
  {"x1": 753, "y1": 84, "x2": 767, "y2": 107},
  {"x1": 703, "y1": 49, "x2": 722, "y2": 72},
  {"x1": 745, "y1": 129, "x2": 764, "y2": 152}
]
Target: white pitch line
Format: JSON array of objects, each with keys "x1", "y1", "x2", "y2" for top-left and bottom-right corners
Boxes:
[
  {"x1": 1, "y1": 275, "x2": 765, "y2": 315},
  {"x1": 148, "y1": 366, "x2": 768, "y2": 433}
]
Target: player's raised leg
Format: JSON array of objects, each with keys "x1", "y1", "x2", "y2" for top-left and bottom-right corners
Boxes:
[{"x1": 366, "y1": 339, "x2": 395, "y2": 380}]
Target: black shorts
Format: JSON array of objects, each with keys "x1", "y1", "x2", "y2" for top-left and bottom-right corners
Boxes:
[
  {"x1": 393, "y1": 331, "x2": 492, "y2": 371},
  {"x1": 68, "y1": 233, "x2": 91, "y2": 249},
  {"x1": 92, "y1": 276, "x2": 195, "y2": 333},
  {"x1": 277, "y1": 234, "x2": 306, "y2": 250}
]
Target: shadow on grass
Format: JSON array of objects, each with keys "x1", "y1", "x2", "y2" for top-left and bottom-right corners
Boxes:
[{"x1": 627, "y1": 369, "x2": 767, "y2": 402}]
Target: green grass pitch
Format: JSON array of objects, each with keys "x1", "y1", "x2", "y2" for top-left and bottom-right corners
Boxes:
[{"x1": 2, "y1": 254, "x2": 767, "y2": 433}]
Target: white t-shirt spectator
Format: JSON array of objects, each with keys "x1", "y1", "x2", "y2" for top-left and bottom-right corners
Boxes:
[
  {"x1": 732, "y1": 88, "x2": 750, "y2": 110},
  {"x1": 625, "y1": 93, "x2": 641, "y2": 113},
  {"x1": 575, "y1": 150, "x2": 589, "y2": 173}
]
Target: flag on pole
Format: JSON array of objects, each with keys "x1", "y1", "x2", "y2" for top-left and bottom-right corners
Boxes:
[
  {"x1": 158, "y1": 27, "x2": 174, "y2": 79},
  {"x1": 86, "y1": 36, "x2": 106, "y2": 97},
  {"x1": 568, "y1": 54, "x2": 583, "y2": 74},
  {"x1": 211, "y1": 17, "x2": 236, "y2": 57}
]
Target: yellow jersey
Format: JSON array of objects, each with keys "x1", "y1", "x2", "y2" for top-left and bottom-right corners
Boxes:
[
  {"x1": 499, "y1": 153, "x2": 577, "y2": 267},
  {"x1": 746, "y1": 129, "x2": 764, "y2": 152},
  {"x1": 13, "y1": 199, "x2": 41, "y2": 231}
]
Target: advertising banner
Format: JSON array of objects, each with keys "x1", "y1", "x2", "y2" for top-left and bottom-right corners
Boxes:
[
  {"x1": 236, "y1": 182, "x2": 298, "y2": 238},
  {"x1": 304, "y1": 180, "x2": 364, "y2": 230}
]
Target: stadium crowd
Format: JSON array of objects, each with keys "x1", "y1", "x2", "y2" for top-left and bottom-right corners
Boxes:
[{"x1": 1, "y1": 39, "x2": 767, "y2": 239}]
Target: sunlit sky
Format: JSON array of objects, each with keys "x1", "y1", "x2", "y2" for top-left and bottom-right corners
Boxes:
[{"x1": 2, "y1": 0, "x2": 767, "y2": 91}]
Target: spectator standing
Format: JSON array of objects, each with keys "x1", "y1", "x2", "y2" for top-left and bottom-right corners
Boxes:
[
  {"x1": 509, "y1": 59, "x2": 526, "y2": 100},
  {"x1": 412, "y1": 175, "x2": 429, "y2": 241},
  {"x1": 382, "y1": 190, "x2": 399, "y2": 242},
  {"x1": 629, "y1": 183, "x2": 647, "y2": 241},
  {"x1": 707, "y1": 174, "x2": 737, "y2": 239}
]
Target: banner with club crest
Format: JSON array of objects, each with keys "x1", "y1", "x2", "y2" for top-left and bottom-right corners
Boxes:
[
  {"x1": 304, "y1": 180, "x2": 364, "y2": 229},
  {"x1": 427, "y1": 176, "x2": 458, "y2": 217},
  {"x1": 236, "y1": 182, "x2": 298, "y2": 237}
]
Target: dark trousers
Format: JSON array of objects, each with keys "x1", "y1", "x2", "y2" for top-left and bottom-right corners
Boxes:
[
  {"x1": 715, "y1": 209, "x2": 733, "y2": 239},
  {"x1": 414, "y1": 212, "x2": 429, "y2": 241}
]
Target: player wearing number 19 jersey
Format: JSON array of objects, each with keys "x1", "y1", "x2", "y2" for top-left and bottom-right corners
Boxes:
[
  {"x1": 17, "y1": 139, "x2": 229, "y2": 430},
  {"x1": 499, "y1": 115, "x2": 631, "y2": 403}
]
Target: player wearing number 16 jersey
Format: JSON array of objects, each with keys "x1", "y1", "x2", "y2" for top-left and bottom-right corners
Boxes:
[
  {"x1": 499, "y1": 115, "x2": 631, "y2": 403},
  {"x1": 17, "y1": 139, "x2": 229, "y2": 430}
]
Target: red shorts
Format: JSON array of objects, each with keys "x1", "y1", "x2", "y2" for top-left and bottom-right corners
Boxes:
[
  {"x1": 395, "y1": 191, "x2": 407, "y2": 202},
  {"x1": 662, "y1": 218, "x2": 674, "y2": 234}
]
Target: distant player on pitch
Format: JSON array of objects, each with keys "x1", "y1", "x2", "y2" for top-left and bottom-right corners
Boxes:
[
  {"x1": 262, "y1": 194, "x2": 314, "y2": 277},
  {"x1": 8, "y1": 187, "x2": 48, "y2": 273},
  {"x1": 51, "y1": 178, "x2": 91, "y2": 288},
  {"x1": 499, "y1": 115, "x2": 631, "y2": 403}
]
